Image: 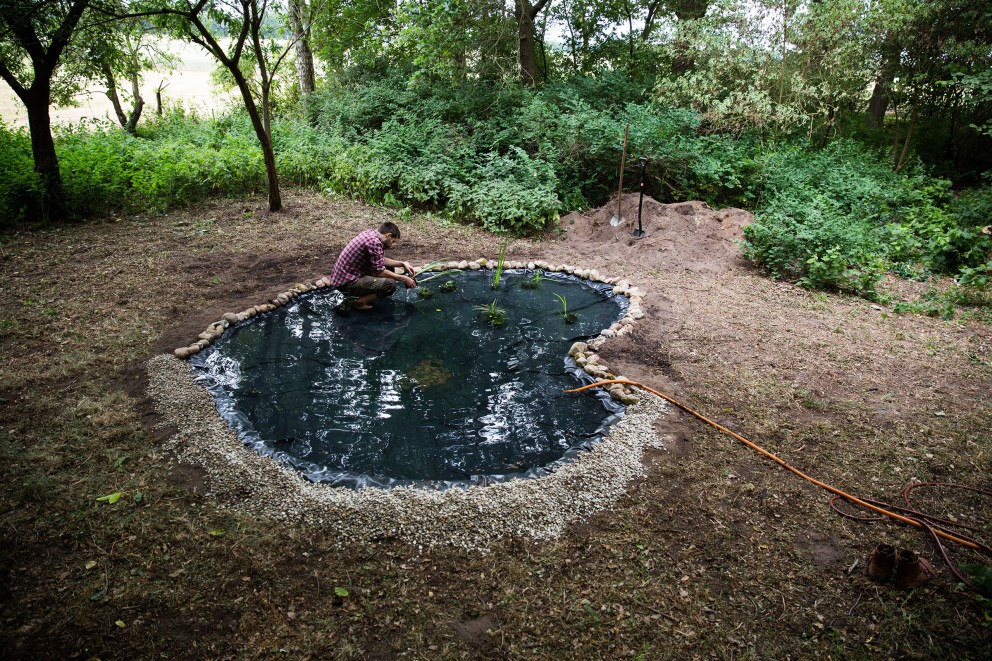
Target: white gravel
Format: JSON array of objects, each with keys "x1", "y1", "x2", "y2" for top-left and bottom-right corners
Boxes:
[{"x1": 148, "y1": 354, "x2": 668, "y2": 551}]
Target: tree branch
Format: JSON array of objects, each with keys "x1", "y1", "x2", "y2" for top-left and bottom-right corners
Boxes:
[
  {"x1": 0, "y1": 60, "x2": 27, "y2": 100},
  {"x1": 529, "y1": 0, "x2": 550, "y2": 20}
]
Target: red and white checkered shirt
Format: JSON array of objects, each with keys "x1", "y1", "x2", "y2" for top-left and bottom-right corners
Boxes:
[{"x1": 329, "y1": 229, "x2": 385, "y2": 287}]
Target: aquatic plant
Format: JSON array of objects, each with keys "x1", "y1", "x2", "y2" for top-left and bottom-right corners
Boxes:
[
  {"x1": 475, "y1": 298, "x2": 508, "y2": 325},
  {"x1": 415, "y1": 259, "x2": 460, "y2": 285},
  {"x1": 491, "y1": 242, "x2": 508, "y2": 290},
  {"x1": 418, "y1": 286, "x2": 433, "y2": 298},
  {"x1": 439, "y1": 280, "x2": 457, "y2": 292},
  {"x1": 553, "y1": 292, "x2": 578, "y2": 324},
  {"x1": 521, "y1": 271, "x2": 543, "y2": 290}
]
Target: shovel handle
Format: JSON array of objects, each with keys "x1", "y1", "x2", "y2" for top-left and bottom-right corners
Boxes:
[{"x1": 617, "y1": 123, "x2": 629, "y2": 219}]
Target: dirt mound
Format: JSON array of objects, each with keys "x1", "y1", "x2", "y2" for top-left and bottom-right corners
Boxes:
[{"x1": 558, "y1": 194, "x2": 752, "y2": 273}]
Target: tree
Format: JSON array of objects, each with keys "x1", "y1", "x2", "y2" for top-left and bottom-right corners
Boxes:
[
  {"x1": 0, "y1": 0, "x2": 95, "y2": 221},
  {"x1": 147, "y1": 0, "x2": 305, "y2": 212},
  {"x1": 514, "y1": 0, "x2": 551, "y2": 85},
  {"x1": 311, "y1": 0, "x2": 395, "y2": 75},
  {"x1": 73, "y1": 16, "x2": 178, "y2": 134},
  {"x1": 287, "y1": 0, "x2": 315, "y2": 95}
]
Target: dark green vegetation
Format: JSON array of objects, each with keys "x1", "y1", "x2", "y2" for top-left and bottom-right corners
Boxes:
[{"x1": 5, "y1": 77, "x2": 991, "y2": 309}]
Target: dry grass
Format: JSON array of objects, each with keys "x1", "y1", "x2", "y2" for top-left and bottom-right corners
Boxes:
[
  {"x1": 0, "y1": 190, "x2": 989, "y2": 659},
  {"x1": 0, "y1": 39, "x2": 234, "y2": 127}
]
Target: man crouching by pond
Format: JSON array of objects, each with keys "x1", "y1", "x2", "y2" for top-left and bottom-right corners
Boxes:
[{"x1": 329, "y1": 221, "x2": 418, "y2": 310}]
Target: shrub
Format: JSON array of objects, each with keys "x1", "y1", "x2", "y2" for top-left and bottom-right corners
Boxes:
[
  {"x1": 0, "y1": 122, "x2": 44, "y2": 225},
  {"x1": 739, "y1": 141, "x2": 992, "y2": 296}
]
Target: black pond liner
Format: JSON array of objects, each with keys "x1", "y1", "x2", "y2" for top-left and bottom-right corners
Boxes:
[{"x1": 188, "y1": 270, "x2": 629, "y2": 490}]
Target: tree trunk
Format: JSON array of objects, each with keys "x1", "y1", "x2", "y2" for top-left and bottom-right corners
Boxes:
[
  {"x1": 867, "y1": 38, "x2": 898, "y2": 129},
  {"x1": 233, "y1": 76, "x2": 281, "y2": 211},
  {"x1": 895, "y1": 109, "x2": 916, "y2": 173},
  {"x1": 126, "y1": 67, "x2": 145, "y2": 135},
  {"x1": 102, "y1": 62, "x2": 129, "y2": 128},
  {"x1": 156, "y1": 83, "x2": 165, "y2": 117},
  {"x1": 24, "y1": 84, "x2": 67, "y2": 221},
  {"x1": 288, "y1": 0, "x2": 315, "y2": 95},
  {"x1": 514, "y1": 0, "x2": 550, "y2": 86},
  {"x1": 516, "y1": 0, "x2": 539, "y2": 85},
  {"x1": 866, "y1": 77, "x2": 888, "y2": 128}
]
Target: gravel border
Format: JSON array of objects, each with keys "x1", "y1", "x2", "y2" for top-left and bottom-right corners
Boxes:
[
  {"x1": 148, "y1": 353, "x2": 667, "y2": 551},
  {"x1": 149, "y1": 261, "x2": 668, "y2": 551}
]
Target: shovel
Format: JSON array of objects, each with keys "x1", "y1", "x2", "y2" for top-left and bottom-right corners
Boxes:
[{"x1": 610, "y1": 123, "x2": 630, "y2": 227}]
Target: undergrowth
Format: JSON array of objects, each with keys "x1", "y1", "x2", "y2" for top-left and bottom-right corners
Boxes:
[{"x1": 1, "y1": 70, "x2": 990, "y2": 313}]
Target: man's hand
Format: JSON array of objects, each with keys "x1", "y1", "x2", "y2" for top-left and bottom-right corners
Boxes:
[
  {"x1": 400, "y1": 275, "x2": 417, "y2": 289},
  {"x1": 402, "y1": 261, "x2": 417, "y2": 277}
]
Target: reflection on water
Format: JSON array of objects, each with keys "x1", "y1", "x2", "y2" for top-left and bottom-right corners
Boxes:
[{"x1": 190, "y1": 270, "x2": 628, "y2": 487}]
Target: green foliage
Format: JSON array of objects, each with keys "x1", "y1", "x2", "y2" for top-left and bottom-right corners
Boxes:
[
  {"x1": 521, "y1": 271, "x2": 543, "y2": 289},
  {"x1": 961, "y1": 564, "x2": 992, "y2": 600},
  {"x1": 475, "y1": 299, "x2": 508, "y2": 325},
  {"x1": 489, "y1": 242, "x2": 507, "y2": 289},
  {"x1": 552, "y1": 292, "x2": 578, "y2": 323},
  {"x1": 0, "y1": 110, "x2": 322, "y2": 224},
  {"x1": 1, "y1": 62, "x2": 988, "y2": 313},
  {"x1": 741, "y1": 140, "x2": 992, "y2": 297},
  {"x1": 0, "y1": 122, "x2": 43, "y2": 223}
]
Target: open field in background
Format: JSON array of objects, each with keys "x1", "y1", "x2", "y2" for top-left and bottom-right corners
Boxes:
[{"x1": 0, "y1": 39, "x2": 236, "y2": 127}]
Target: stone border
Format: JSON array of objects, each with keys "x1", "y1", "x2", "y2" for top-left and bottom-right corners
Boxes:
[
  {"x1": 150, "y1": 260, "x2": 667, "y2": 550},
  {"x1": 171, "y1": 259, "x2": 647, "y2": 404}
]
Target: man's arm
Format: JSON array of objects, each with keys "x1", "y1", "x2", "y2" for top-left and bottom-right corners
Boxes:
[
  {"x1": 375, "y1": 267, "x2": 416, "y2": 289},
  {"x1": 383, "y1": 257, "x2": 417, "y2": 277}
]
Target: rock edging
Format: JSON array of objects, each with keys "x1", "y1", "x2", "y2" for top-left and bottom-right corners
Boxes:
[{"x1": 171, "y1": 258, "x2": 646, "y2": 403}]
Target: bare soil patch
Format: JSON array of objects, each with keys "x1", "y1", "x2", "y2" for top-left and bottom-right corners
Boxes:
[{"x1": 1, "y1": 190, "x2": 989, "y2": 659}]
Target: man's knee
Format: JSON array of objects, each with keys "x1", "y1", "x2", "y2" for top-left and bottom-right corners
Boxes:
[{"x1": 379, "y1": 280, "x2": 397, "y2": 297}]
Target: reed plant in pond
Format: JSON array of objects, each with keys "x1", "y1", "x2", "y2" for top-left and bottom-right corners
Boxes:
[
  {"x1": 475, "y1": 299, "x2": 508, "y2": 325},
  {"x1": 521, "y1": 271, "x2": 543, "y2": 290},
  {"x1": 491, "y1": 242, "x2": 507, "y2": 290},
  {"x1": 553, "y1": 293, "x2": 578, "y2": 323}
]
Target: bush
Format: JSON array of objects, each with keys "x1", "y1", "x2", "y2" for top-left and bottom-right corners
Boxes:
[
  {"x1": 0, "y1": 122, "x2": 43, "y2": 225},
  {"x1": 741, "y1": 141, "x2": 992, "y2": 296},
  {"x1": 2, "y1": 68, "x2": 989, "y2": 296}
]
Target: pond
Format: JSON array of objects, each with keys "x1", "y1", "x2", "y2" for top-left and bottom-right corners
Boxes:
[{"x1": 189, "y1": 269, "x2": 628, "y2": 488}]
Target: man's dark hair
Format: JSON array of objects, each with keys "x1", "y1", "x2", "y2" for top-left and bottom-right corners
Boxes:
[{"x1": 379, "y1": 221, "x2": 400, "y2": 238}]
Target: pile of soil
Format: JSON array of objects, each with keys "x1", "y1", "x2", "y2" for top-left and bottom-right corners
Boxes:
[{"x1": 558, "y1": 194, "x2": 752, "y2": 274}]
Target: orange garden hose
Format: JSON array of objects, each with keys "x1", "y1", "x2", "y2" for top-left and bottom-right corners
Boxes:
[{"x1": 566, "y1": 379, "x2": 984, "y2": 552}]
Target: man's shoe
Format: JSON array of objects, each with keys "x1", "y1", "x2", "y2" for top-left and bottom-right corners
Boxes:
[
  {"x1": 867, "y1": 543, "x2": 897, "y2": 581},
  {"x1": 894, "y1": 550, "x2": 934, "y2": 589}
]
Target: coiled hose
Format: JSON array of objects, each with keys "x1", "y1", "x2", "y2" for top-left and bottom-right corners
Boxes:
[{"x1": 566, "y1": 379, "x2": 991, "y2": 591}]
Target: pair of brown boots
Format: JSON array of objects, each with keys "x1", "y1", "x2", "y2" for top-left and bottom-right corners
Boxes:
[{"x1": 867, "y1": 544, "x2": 935, "y2": 588}]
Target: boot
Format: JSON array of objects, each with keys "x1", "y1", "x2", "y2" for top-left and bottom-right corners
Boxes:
[
  {"x1": 867, "y1": 543, "x2": 897, "y2": 581},
  {"x1": 894, "y1": 550, "x2": 935, "y2": 589}
]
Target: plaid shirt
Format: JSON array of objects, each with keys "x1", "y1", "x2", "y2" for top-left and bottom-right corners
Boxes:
[{"x1": 329, "y1": 229, "x2": 385, "y2": 287}]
